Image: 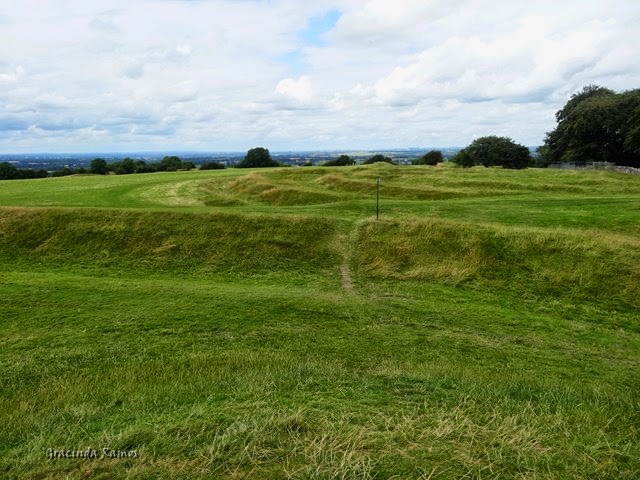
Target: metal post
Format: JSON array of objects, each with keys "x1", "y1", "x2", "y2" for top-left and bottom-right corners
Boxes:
[{"x1": 376, "y1": 177, "x2": 381, "y2": 220}]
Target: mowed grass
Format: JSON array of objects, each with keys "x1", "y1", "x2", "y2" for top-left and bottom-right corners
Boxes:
[{"x1": 1, "y1": 163, "x2": 639, "y2": 479}]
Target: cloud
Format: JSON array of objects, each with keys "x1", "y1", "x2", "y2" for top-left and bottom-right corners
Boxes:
[
  {"x1": 0, "y1": 65, "x2": 25, "y2": 83},
  {"x1": 123, "y1": 60, "x2": 145, "y2": 79},
  {"x1": 1, "y1": 0, "x2": 639, "y2": 152},
  {"x1": 121, "y1": 44, "x2": 193, "y2": 79},
  {"x1": 366, "y1": 21, "x2": 611, "y2": 107},
  {"x1": 276, "y1": 76, "x2": 313, "y2": 102},
  {"x1": 168, "y1": 81, "x2": 199, "y2": 103},
  {"x1": 329, "y1": 0, "x2": 464, "y2": 45},
  {"x1": 89, "y1": 16, "x2": 119, "y2": 33},
  {"x1": 0, "y1": 116, "x2": 31, "y2": 131}
]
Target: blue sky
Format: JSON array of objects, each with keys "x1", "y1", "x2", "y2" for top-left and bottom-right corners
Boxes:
[
  {"x1": 301, "y1": 9, "x2": 341, "y2": 47},
  {"x1": 281, "y1": 9, "x2": 341, "y2": 75},
  {"x1": 1, "y1": 0, "x2": 639, "y2": 153}
]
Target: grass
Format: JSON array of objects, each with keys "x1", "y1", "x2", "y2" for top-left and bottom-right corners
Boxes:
[{"x1": 1, "y1": 163, "x2": 639, "y2": 478}]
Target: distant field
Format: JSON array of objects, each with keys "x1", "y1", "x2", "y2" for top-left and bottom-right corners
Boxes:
[{"x1": 1, "y1": 164, "x2": 639, "y2": 479}]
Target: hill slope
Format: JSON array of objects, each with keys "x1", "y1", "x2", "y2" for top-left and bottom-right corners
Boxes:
[{"x1": 1, "y1": 165, "x2": 639, "y2": 479}]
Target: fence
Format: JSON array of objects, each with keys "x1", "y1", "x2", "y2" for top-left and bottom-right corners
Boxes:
[
  {"x1": 548, "y1": 162, "x2": 640, "y2": 175},
  {"x1": 547, "y1": 161, "x2": 615, "y2": 170}
]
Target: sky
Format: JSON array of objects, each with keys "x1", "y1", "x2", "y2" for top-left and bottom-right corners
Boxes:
[{"x1": 1, "y1": 0, "x2": 639, "y2": 153}]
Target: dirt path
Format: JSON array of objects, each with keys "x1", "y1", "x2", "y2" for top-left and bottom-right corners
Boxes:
[
  {"x1": 341, "y1": 264, "x2": 353, "y2": 291},
  {"x1": 336, "y1": 220, "x2": 365, "y2": 293}
]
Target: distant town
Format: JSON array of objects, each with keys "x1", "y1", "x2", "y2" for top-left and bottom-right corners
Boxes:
[{"x1": 0, "y1": 148, "x2": 467, "y2": 172}]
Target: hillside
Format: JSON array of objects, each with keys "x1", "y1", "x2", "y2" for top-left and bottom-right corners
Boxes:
[{"x1": 1, "y1": 164, "x2": 639, "y2": 479}]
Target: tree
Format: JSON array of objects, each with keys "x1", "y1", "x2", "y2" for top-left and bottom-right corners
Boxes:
[
  {"x1": 112, "y1": 158, "x2": 135, "y2": 175},
  {"x1": 236, "y1": 147, "x2": 280, "y2": 168},
  {"x1": 50, "y1": 167, "x2": 76, "y2": 177},
  {"x1": 412, "y1": 150, "x2": 443, "y2": 165},
  {"x1": 134, "y1": 160, "x2": 156, "y2": 173},
  {"x1": 452, "y1": 136, "x2": 531, "y2": 169},
  {"x1": 19, "y1": 168, "x2": 48, "y2": 179},
  {"x1": 533, "y1": 145, "x2": 549, "y2": 168},
  {"x1": 625, "y1": 103, "x2": 640, "y2": 154},
  {"x1": 158, "y1": 155, "x2": 183, "y2": 172},
  {"x1": 323, "y1": 154, "x2": 355, "y2": 166},
  {"x1": 555, "y1": 84, "x2": 614, "y2": 124},
  {"x1": 200, "y1": 161, "x2": 226, "y2": 170},
  {"x1": 0, "y1": 162, "x2": 20, "y2": 180},
  {"x1": 450, "y1": 149, "x2": 475, "y2": 168},
  {"x1": 541, "y1": 85, "x2": 640, "y2": 167},
  {"x1": 90, "y1": 158, "x2": 108, "y2": 175},
  {"x1": 0, "y1": 163, "x2": 49, "y2": 180},
  {"x1": 362, "y1": 154, "x2": 394, "y2": 165}
]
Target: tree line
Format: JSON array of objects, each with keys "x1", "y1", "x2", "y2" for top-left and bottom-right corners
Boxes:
[
  {"x1": 258, "y1": 84, "x2": 639, "y2": 170},
  {"x1": 0, "y1": 162, "x2": 49, "y2": 180},
  {"x1": 233, "y1": 146, "x2": 515, "y2": 169},
  {"x1": 320, "y1": 151, "x2": 443, "y2": 166},
  {"x1": 0, "y1": 156, "x2": 203, "y2": 180},
  {"x1": 89, "y1": 156, "x2": 197, "y2": 175}
]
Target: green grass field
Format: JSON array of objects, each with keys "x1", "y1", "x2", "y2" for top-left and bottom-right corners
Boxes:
[{"x1": 1, "y1": 163, "x2": 639, "y2": 479}]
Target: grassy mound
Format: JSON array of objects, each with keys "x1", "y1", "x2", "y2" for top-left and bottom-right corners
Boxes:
[
  {"x1": 355, "y1": 217, "x2": 640, "y2": 309},
  {"x1": 228, "y1": 173, "x2": 341, "y2": 205},
  {"x1": 0, "y1": 208, "x2": 339, "y2": 275},
  {"x1": 1, "y1": 201, "x2": 639, "y2": 308}
]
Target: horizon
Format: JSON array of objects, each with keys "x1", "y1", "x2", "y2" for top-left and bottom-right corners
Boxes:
[{"x1": 0, "y1": 145, "x2": 541, "y2": 157}]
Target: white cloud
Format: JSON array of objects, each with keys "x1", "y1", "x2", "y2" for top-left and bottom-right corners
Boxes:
[
  {"x1": 123, "y1": 60, "x2": 145, "y2": 79},
  {"x1": 0, "y1": 65, "x2": 25, "y2": 83},
  {"x1": 276, "y1": 76, "x2": 313, "y2": 102},
  {"x1": 366, "y1": 18, "x2": 613, "y2": 107},
  {"x1": 329, "y1": 0, "x2": 465, "y2": 45},
  {"x1": 89, "y1": 16, "x2": 119, "y2": 33},
  {"x1": 0, "y1": 0, "x2": 639, "y2": 151}
]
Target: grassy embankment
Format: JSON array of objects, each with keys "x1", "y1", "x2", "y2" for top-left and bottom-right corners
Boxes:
[{"x1": 1, "y1": 163, "x2": 639, "y2": 479}]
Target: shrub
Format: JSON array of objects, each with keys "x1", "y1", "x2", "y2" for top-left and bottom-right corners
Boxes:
[
  {"x1": 412, "y1": 150, "x2": 444, "y2": 165},
  {"x1": 200, "y1": 161, "x2": 226, "y2": 170},
  {"x1": 323, "y1": 155, "x2": 355, "y2": 166}
]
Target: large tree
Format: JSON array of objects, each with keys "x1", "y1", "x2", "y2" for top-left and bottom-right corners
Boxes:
[
  {"x1": 158, "y1": 155, "x2": 183, "y2": 172},
  {"x1": 412, "y1": 150, "x2": 443, "y2": 165},
  {"x1": 90, "y1": 158, "x2": 108, "y2": 175},
  {"x1": 452, "y1": 136, "x2": 531, "y2": 169},
  {"x1": 236, "y1": 147, "x2": 280, "y2": 168},
  {"x1": 541, "y1": 85, "x2": 640, "y2": 167}
]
